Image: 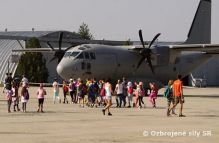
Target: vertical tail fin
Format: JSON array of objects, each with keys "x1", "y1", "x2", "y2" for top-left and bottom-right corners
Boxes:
[{"x1": 185, "y1": 0, "x2": 211, "y2": 44}]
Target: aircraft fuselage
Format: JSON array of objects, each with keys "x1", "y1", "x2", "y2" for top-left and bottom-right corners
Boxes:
[{"x1": 57, "y1": 44, "x2": 212, "y2": 85}]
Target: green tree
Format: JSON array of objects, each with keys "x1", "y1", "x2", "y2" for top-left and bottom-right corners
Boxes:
[
  {"x1": 15, "y1": 38, "x2": 48, "y2": 83},
  {"x1": 78, "y1": 22, "x2": 94, "y2": 40}
]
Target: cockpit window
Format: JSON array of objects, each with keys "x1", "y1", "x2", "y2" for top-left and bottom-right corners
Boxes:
[
  {"x1": 84, "y1": 52, "x2": 89, "y2": 59},
  {"x1": 76, "y1": 52, "x2": 84, "y2": 59},
  {"x1": 64, "y1": 52, "x2": 71, "y2": 57},
  {"x1": 71, "y1": 52, "x2": 80, "y2": 57},
  {"x1": 90, "y1": 52, "x2": 96, "y2": 59}
]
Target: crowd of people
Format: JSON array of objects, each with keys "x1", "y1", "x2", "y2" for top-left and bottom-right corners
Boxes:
[
  {"x1": 3, "y1": 73, "x2": 185, "y2": 117},
  {"x1": 3, "y1": 73, "x2": 45, "y2": 113},
  {"x1": 51, "y1": 77, "x2": 159, "y2": 116}
]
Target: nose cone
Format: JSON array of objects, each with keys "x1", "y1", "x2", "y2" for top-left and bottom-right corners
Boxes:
[{"x1": 56, "y1": 63, "x2": 64, "y2": 78}]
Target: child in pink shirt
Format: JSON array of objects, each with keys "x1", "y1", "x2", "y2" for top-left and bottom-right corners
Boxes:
[
  {"x1": 5, "y1": 86, "x2": 13, "y2": 113},
  {"x1": 148, "y1": 82, "x2": 158, "y2": 108},
  {"x1": 37, "y1": 83, "x2": 47, "y2": 112}
]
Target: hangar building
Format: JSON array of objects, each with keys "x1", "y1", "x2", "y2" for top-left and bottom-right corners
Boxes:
[{"x1": 0, "y1": 31, "x2": 218, "y2": 86}]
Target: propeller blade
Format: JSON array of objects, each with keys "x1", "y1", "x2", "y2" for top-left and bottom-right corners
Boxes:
[
  {"x1": 148, "y1": 33, "x2": 161, "y2": 49},
  {"x1": 146, "y1": 56, "x2": 155, "y2": 74},
  {"x1": 58, "y1": 32, "x2": 63, "y2": 51},
  {"x1": 49, "y1": 56, "x2": 57, "y2": 63},
  {"x1": 136, "y1": 57, "x2": 146, "y2": 69},
  {"x1": 139, "y1": 30, "x2": 145, "y2": 48},
  {"x1": 46, "y1": 42, "x2": 55, "y2": 51},
  {"x1": 58, "y1": 57, "x2": 62, "y2": 63},
  {"x1": 64, "y1": 45, "x2": 74, "y2": 52}
]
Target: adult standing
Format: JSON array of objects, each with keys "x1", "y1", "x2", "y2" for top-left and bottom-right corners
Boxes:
[{"x1": 168, "y1": 75, "x2": 185, "y2": 117}]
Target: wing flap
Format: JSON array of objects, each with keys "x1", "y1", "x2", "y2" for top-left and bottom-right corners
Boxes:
[{"x1": 170, "y1": 44, "x2": 219, "y2": 53}]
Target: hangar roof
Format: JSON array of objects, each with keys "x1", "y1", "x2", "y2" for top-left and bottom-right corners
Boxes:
[{"x1": 0, "y1": 31, "x2": 82, "y2": 41}]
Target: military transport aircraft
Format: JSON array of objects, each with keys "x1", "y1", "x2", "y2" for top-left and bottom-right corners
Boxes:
[{"x1": 13, "y1": 0, "x2": 219, "y2": 84}]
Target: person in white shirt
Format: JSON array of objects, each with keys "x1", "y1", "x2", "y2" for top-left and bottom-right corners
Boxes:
[
  {"x1": 21, "y1": 75, "x2": 29, "y2": 88},
  {"x1": 52, "y1": 78, "x2": 60, "y2": 104},
  {"x1": 114, "y1": 79, "x2": 124, "y2": 107},
  {"x1": 102, "y1": 79, "x2": 113, "y2": 116}
]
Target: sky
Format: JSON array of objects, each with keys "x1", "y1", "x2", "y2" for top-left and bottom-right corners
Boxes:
[{"x1": 0, "y1": 0, "x2": 219, "y2": 43}]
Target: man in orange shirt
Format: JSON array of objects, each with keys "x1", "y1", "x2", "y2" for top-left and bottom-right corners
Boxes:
[{"x1": 167, "y1": 75, "x2": 185, "y2": 117}]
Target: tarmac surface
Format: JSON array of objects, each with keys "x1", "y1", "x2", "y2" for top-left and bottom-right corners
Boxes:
[{"x1": 0, "y1": 86, "x2": 218, "y2": 143}]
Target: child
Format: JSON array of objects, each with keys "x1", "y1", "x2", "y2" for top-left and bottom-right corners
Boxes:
[
  {"x1": 127, "y1": 81, "x2": 134, "y2": 108},
  {"x1": 148, "y1": 82, "x2": 158, "y2": 108},
  {"x1": 53, "y1": 78, "x2": 61, "y2": 104},
  {"x1": 134, "y1": 84, "x2": 140, "y2": 108},
  {"x1": 62, "y1": 80, "x2": 69, "y2": 104},
  {"x1": 21, "y1": 85, "x2": 29, "y2": 112},
  {"x1": 37, "y1": 83, "x2": 47, "y2": 112},
  {"x1": 77, "y1": 79, "x2": 86, "y2": 107},
  {"x1": 12, "y1": 82, "x2": 20, "y2": 112},
  {"x1": 5, "y1": 85, "x2": 13, "y2": 113},
  {"x1": 138, "y1": 82, "x2": 145, "y2": 108},
  {"x1": 164, "y1": 80, "x2": 176, "y2": 115},
  {"x1": 134, "y1": 82, "x2": 145, "y2": 108}
]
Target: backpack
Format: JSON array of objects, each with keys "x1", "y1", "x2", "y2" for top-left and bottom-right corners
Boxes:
[
  {"x1": 128, "y1": 87, "x2": 134, "y2": 94},
  {"x1": 100, "y1": 84, "x2": 106, "y2": 97},
  {"x1": 164, "y1": 86, "x2": 171, "y2": 98},
  {"x1": 24, "y1": 90, "x2": 29, "y2": 100}
]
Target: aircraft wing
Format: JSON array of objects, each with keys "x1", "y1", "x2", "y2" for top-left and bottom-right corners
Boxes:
[
  {"x1": 169, "y1": 44, "x2": 219, "y2": 54},
  {"x1": 0, "y1": 33, "x2": 126, "y2": 46},
  {"x1": 12, "y1": 48, "x2": 63, "y2": 52}
]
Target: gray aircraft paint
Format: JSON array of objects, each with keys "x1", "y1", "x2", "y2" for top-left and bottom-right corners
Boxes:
[{"x1": 56, "y1": 0, "x2": 216, "y2": 85}]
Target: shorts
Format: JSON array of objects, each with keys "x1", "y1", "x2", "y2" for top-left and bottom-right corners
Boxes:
[
  {"x1": 167, "y1": 97, "x2": 174, "y2": 104},
  {"x1": 38, "y1": 98, "x2": 44, "y2": 104},
  {"x1": 105, "y1": 96, "x2": 112, "y2": 100},
  {"x1": 174, "y1": 96, "x2": 184, "y2": 104},
  {"x1": 78, "y1": 92, "x2": 85, "y2": 99},
  {"x1": 54, "y1": 91, "x2": 59, "y2": 97}
]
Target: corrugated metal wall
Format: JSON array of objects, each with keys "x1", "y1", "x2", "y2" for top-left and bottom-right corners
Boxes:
[{"x1": 0, "y1": 40, "x2": 24, "y2": 83}]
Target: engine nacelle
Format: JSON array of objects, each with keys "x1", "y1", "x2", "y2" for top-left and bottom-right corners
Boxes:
[{"x1": 151, "y1": 45, "x2": 170, "y2": 66}]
